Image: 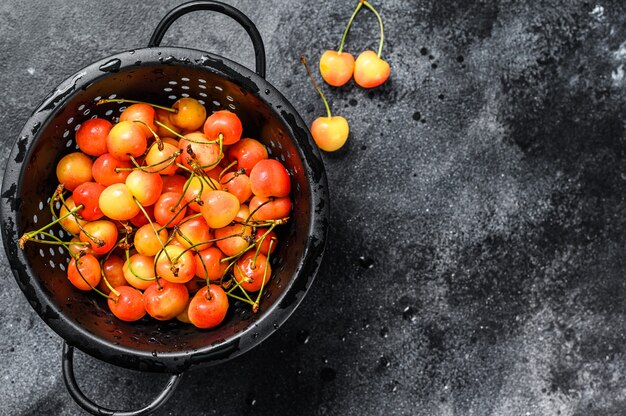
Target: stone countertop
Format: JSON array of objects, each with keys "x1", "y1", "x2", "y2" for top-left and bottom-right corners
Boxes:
[{"x1": 2, "y1": 0, "x2": 626, "y2": 415}]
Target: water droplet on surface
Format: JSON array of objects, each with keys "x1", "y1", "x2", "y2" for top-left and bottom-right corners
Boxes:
[
  {"x1": 297, "y1": 329, "x2": 310, "y2": 344},
  {"x1": 358, "y1": 256, "x2": 374, "y2": 269},
  {"x1": 252, "y1": 332, "x2": 259, "y2": 339},
  {"x1": 265, "y1": 89, "x2": 270, "y2": 95},
  {"x1": 151, "y1": 351, "x2": 157, "y2": 357},
  {"x1": 349, "y1": 98, "x2": 358, "y2": 106},
  {"x1": 246, "y1": 394, "x2": 257, "y2": 407},
  {"x1": 320, "y1": 367, "x2": 336, "y2": 382},
  {"x1": 362, "y1": 320, "x2": 370, "y2": 330},
  {"x1": 129, "y1": 50, "x2": 135, "y2": 54},
  {"x1": 402, "y1": 306, "x2": 418, "y2": 323},
  {"x1": 380, "y1": 326, "x2": 389, "y2": 338},
  {"x1": 412, "y1": 111, "x2": 422, "y2": 121},
  {"x1": 273, "y1": 323, "x2": 279, "y2": 330},
  {"x1": 99, "y1": 58, "x2": 121, "y2": 73}
]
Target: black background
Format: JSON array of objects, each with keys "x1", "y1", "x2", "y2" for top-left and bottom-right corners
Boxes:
[{"x1": 2, "y1": 0, "x2": 626, "y2": 415}]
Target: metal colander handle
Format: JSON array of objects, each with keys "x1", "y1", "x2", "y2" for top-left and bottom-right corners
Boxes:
[
  {"x1": 62, "y1": 343, "x2": 182, "y2": 416},
  {"x1": 148, "y1": 0, "x2": 267, "y2": 78}
]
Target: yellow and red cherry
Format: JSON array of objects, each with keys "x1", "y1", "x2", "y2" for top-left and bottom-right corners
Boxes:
[
  {"x1": 68, "y1": 254, "x2": 101, "y2": 291},
  {"x1": 170, "y1": 98, "x2": 207, "y2": 131},
  {"x1": 188, "y1": 285, "x2": 229, "y2": 329},
  {"x1": 302, "y1": 55, "x2": 350, "y2": 152},
  {"x1": 354, "y1": 50, "x2": 390, "y2": 88},
  {"x1": 319, "y1": 51, "x2": 355, "y2": 87},
  {"x1": 318, "y1": 0, "x2": 363, "y2": 86},
  {"x1": 56, "y1": 152, "x2": 93, "y2": 191},
  {"x1": 120, "y1": 104, "x2": 157, "y2": 138},
  {"x1": 353, "y1": 1, "x2": 390, "y2": 88},
  {"x1": 310, "y1": 116, "x2": 350, "y2": 152},
  {"x1": 107, "y1": 286, "x2": 146, "y2": 322},
  {"x1": 143, "y1": 280, "x2": 189, "y2": 321}
]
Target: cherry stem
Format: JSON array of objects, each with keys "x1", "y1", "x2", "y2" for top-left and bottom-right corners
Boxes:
[
  {"x1": 125, "y1": 248, "x2": 157, "y2": 282},
  {"x1": 154, "y1": 120, "x2": 185, "y2": 139},
  {"x1": 363, "y1": 1, "x2": 385, "y2": 58},
  {"x1": 19, "y1": 205, "x2": 84, "y2": 249},
  {"x1": 133, "y1": 120, "x2": 161, "y2": 147},
  {"x1": 338, "y1": 1, "x2": 364, "y2": 54},
  {"x1": 300, "y1": 55, "x2": 332, "y2": 119},
  {"x1": 252, "y1": 239, "x2": 274, "y2": 313},
  {"x1": 97, "y1": 98, "x2": 177, "y2": 113}
]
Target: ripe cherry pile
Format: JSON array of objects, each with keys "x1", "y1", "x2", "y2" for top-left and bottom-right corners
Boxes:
[{"x1": 19, "y1": 97, "x2": 291, "y2": 329}]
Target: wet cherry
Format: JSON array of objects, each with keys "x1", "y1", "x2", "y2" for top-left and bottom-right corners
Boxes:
[
  {"x1": 194, "y1": 247, "x2": 228, "y2": 281},
  {"x1": 98, "y1": 255, "x2": 126, "y2": 295},
  {"x1": 79, "y1": 220, "x2": 119, "y2": 255},
  {"x1": 187, "y1": 285, "x2": 229, "y2": 329},
  {"x1": 203, "y1": 110, "x2": 242, "y2": 145},
  {"x1": 67, "y1": 254, "x2": 101, "y2": 291},
  {"x1": 143, "y1": 280, "x2": 190, "y2": 321},
  {"x1": 234, "y1": 251, "x2": 271, "y2": 292},
  {"x1": 108, "y1": 285, "x2": 146, "y2": 322},
  {"x1": 99, "y1": 183, "x2": 141, "y2": 221},
  {"x1": 76, "y1": 118, "x2": 112, "y2": 156},
  {"x1": 226, "y1": 138, "x2": 268, "y2": 175}
]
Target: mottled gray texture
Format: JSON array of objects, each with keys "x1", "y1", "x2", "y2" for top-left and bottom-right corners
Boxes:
[{"x1": 2, "y1": 0, "x2": 626, "y2": 415}]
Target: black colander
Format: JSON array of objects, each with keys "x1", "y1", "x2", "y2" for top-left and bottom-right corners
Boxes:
[{"x1": 0, "y1": 1, "x2": 328, "y2": 415}]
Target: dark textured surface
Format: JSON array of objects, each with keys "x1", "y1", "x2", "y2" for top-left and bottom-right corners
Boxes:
[{"x1": 2, "y1": 0, "x2": 626, "y2": 415}]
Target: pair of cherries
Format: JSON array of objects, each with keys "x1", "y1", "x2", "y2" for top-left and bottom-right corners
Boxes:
[
  {"x1": 320, "y1": 0, "x2": 390, "y2": 88},
  {"x1": 304, "y1": 1, "x2": 389, "y2": 153}
]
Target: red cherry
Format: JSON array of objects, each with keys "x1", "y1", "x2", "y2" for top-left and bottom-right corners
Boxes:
[
  {"x1": 67, "y1": 254, "x2": 101, "y2": 291},
  {"x1": 203, "y1": 110, "x2": 242, "y2": 145},
  {"x1": 226, "y1": 138, "x2": 268, "y2": 175},
  {"x1": 72, "y1": 182, "x2": 106, "y2": 221},
  {"x1": 249, "y1": 159, "x2": 291, "y2": 198},
  {"x1": 234, "y1": 251, "x2": 271, "y2": 292},
  {"x1": 92, "y1": 153, "x2": 133, "y2": 186},
  {"x1": 108, "y1": 286, "x2": 146, "y2": 322},
  {"x1": 76, "y1": 118, "x2": 112, "y2": 156},
  {"x1": 187, "y1": 285, "x2": 229, "y2": 329},
  {"x1": 143, "y1": 280, "x2": 190, "y2": 321}
]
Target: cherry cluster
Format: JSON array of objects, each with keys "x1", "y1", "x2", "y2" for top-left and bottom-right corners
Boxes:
[
  {"x1": 303, "y1": 0, "x2": 389, "y2": 153},
  {"x1": 20, "y1": 97, "x2": 291, "y2": 329}
]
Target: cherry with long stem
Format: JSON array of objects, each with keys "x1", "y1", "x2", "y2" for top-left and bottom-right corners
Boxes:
[
  {"x1": 302, "y1": 55, "x2": 350, "y2": 152},
  {"x1": 353, "y1": 1, "x2": 391, "y2": 88}
]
